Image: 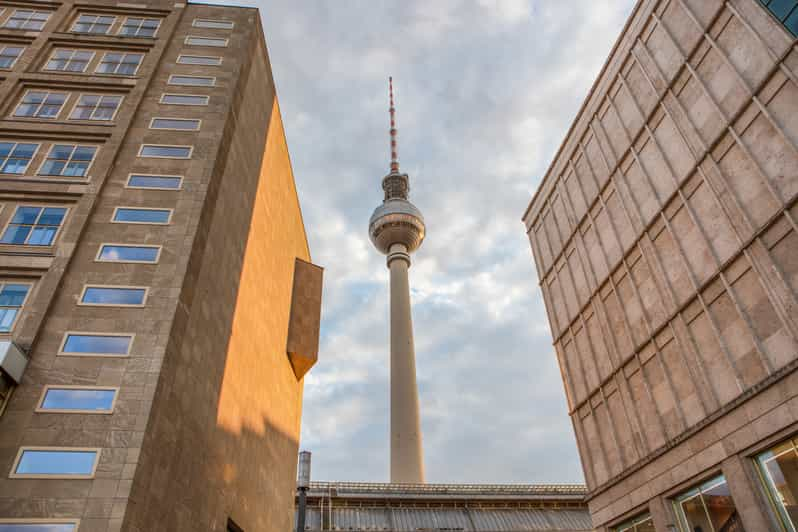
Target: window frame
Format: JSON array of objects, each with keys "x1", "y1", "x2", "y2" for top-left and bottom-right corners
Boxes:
[
  {"x1": 43, "y1": 48, "x2": 96, "y2": 74},
  {"x1": 0, "y1": 45, "x2": 25, "y2": 69},
  {"x1": 70, "y1": 13, "x2": 117, "y2": 35},
  {"x1": 68, "y1": 93, "x2": 124, "y2": 122},
  {"x1": 96, "y1": 243, "x2": 162, "y2": 263},
  {"x1": 0, "y1": 519, "x2": 80, "y2": 531},
  {"x1": 0, "y1": 205, "x2": 68, "y2": 247},
  {"x1": 754, "y1": 436, "x2": 798, "y2": 532},
  {"x1": 78, "y1": 285, "x2": 149, "y2": 308},
  {"x1": 59, "y1": 331, "x2": 134, "y2": 357},
  {"x1": 0, "y1": 141, "x2": 40, "y2": 174},
  {"x1": 192, "y1": 18, "x2": 235, "y2": 30},
  {"x1": 4, "y1": 9, "x2": 51, "y2": 31},
  {"x1": 36, "y1": 385, "x2": 119, "y2": 414},
  {"x1": 36, "y1": 144, "x2": 99, "y2": 178},
  {"x1": 167, "y1": 74, "x2": 216, "y2": 87},
  {"x1": 149, "y1": 117, "x2": 201, "y2": 131},
  {"x1": 125, "y1": 173, "x2": 183, "y2": 190},
  {"x1": 159, "y1": 93, "x2": 210, "y2": 106},
  {"x1": 612, "y1": 512, "x2": 654, "y2": 532},
  {"x1": 95, "y1": 51, "x2": 143, "y2": 76},
  {"x1": 111, "y1": 206, "x2": 173, "y2": 225},
  {"x1": 117, "y1": 16, "x2": 161, "y2": 38},
  {"x1": 177, "y1": 54, "x2": 223, "y2": 66},
  {"x1": 184, "y1": 35, "x2": 229, "y2": 47},
  {"x1": 10, "y1": 446, "x2": 101, "y2": 479},
  {"x1": 138, "y1": 144, "x2": 193, "y2": 159},
  {"x1": 12, "y1": 89, "x2": 68, "y2": 120},
  {"x1": 0, "y1": 280, "x2": 33, "y2": 333}
]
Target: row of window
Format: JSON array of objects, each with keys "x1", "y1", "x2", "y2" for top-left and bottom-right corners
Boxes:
[{"x1": 614, "y1": 436, "x2": 798, "y2": 531}]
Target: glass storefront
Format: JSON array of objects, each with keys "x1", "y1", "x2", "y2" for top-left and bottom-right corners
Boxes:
[
  {"x1": 673, "y1": 475, "x2": 744, "y2": 532},
  {"x1": 757, "y1": 438, "x2": 798, "y2": 532}
]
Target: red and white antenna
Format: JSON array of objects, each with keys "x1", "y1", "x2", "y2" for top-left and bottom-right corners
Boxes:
[{"x1": 389, "y1": 76, "x2": 399, "y2": 174}]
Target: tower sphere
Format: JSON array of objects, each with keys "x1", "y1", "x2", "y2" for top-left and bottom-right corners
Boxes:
[{"x1": 368, "y1": 194, "x2": 425, "y2": 255}]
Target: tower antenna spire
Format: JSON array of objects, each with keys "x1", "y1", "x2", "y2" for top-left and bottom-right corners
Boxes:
[{"x1": 389, "y1": 76, "x2": 399, "y2": 174}]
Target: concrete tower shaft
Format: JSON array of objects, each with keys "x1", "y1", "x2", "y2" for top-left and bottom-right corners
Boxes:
[{"x1": 368, "y1": 78, "x2": 425, "y2": 484}]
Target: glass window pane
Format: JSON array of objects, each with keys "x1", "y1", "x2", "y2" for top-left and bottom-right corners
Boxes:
[
  {"x1": 0, "y1": 225, "x2": 31, "y2": 244},
  {"x1": 99, "y1": 245, "x2": 159, "y2": 262},
  {"x1": 127, "y1": 174, "x2": 182, "y2": 189},
  {"x1": 12, "y1": 207, "x2": 40, "y2": 224},
  {"x1": 113, "y1": 208, "x2": 170, "y2": 223},
  {"x1": 0, "y1": 308, "x2": 18, "y2": 331},
  {"x1": 178, "y1": 55, "x2": 222, "y2": 65},
  {"x1": 186, "y1": 36, "x2": 227, "y2": 47},
  {"x1": 702, "y1": 480, "x2": 739, "y2": 530},
  {"x1": 26, "y1": 226, "x2": 57, "y2": 246},
  {"x1": 151, "y1": 118, "x2": 200, "y2": 130},
  {"x1": 139, "y1": 145, "x2": 191, "y2": 158},
  {"x1": 63, "y1": 334, "x2": 131, "y2": 354},
  {"x1": 169, "y1": 75, "x2": 214, "y2": 86},
  {"x1": 161, "y1": 94, "x2": 208, "y2": 105},
  {"x1": 41, "y1": 388, "x2": 116, "y2": 411},
  {"x1": 39, "y1": 208, "x2": 66, "y2": 225},
  {"x1": 15, "y1": 449, "x2": 97, "y2": 475},
  {"x1": 81, "y1": 287, "x2": 146, "y2": 305},
  {"x1": 758, "y1": 440, "x2": 798, "y2": 530},
  {"x1": 193, "y1": 19, "x2": 234, "y2": 29},
  {"x1": 0, "y1": 284, "x2": 29, "y2": 306},
  {"x1": 0, "y1": 523, "x2": 77, "y2": 531}
]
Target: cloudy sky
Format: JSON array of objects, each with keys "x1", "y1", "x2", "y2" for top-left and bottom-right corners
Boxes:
[{"x1": 227, "y1": 0, "x2": 636, "y2": 484}]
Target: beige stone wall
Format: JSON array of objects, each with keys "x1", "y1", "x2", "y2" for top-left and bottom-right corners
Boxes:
[{"x1": 524, "y1": 0, "x2": 798, "y2": 529}]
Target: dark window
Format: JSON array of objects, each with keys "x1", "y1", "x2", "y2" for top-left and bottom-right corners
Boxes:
[{"x1": 759, "y1": 0, "x2": 798, "y2": 36}]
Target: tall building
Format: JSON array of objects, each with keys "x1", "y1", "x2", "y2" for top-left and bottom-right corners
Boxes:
[
  {"x1": 0, "y1": 2, "x2": 322, "y2": 531},
  {"x1": 523, "y1": 0, "x2": 798, "y2": 530},
  {"x1": 368, "y1": 79, "x2": 426, "y2": 484}
]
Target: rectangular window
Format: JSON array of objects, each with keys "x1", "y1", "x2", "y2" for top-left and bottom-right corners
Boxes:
[
  {"x1": 69, "y1": 94, "x2": 123, "y2": 121},
  {"x1": 160, "y1": 93, "x2": 209, "y2": 106},
  {"x1": 0, "y1": 206, "x2": 66, "y2": 246},
  {"x1": 193, "y1": 19, "x2": 235, "y2": 30},
  {"x1": 759, "y1": 0, "x2": 798, "y2": 36},
  {"x1": 97, "y1": 244, "x2": 160, "y2": 263},
  {"x1": 0, "y1": 45, "x2": 24, "y2": 69},
  {"x1": 0, "y1": 142, "x2": 38, "y2": 174},
  {"x1": 38, "y1": 386, "x2": 117, "y2": 413},
  {"x1": 126, "y1": 174, "x2": 182, "y2": 190},
  {"x1": 5, "y1": 10, "x2": 50, "y2": 31},
  {"x1": 118, "y1": 17, "x2": 160, "y2": 38},
  {"x1": 149, "y1": 118, "x2": 201, "y2": 131},
  {"x1": 11, "y1": 448, "x2": 99, "y2": 478},
  {"x1": 38, "y1": 145, "x2": 97, "y2": 178},
  {"x1": 177, "y1": 54, "x2": 222, "y2": 66},
  {"x1": 44, "y1": 49, "x2": 94, "y2": 73},
  {"x1": 168, "y1": 75, "x2": 215, "y2": 87},
  {"x1": 138, "y1": 144, "x2": 192, "y2": 159},
  {"x1": 13, "y1": 90, "x2": 67, "y2": 119},
  {"x1": 0, "y1": 521, "x2": 78, "y2": 531},
  {"x1": 61, "y1": 333, "x2": 132, "y2": 356},
  {"x1": 96, "y1": 52, "x2": 143, "y2": 75},
  {"x1": 185, "y1": 35, "x2": 228, "y2": 47},
  {"x1": 71, "y1": 14, "x2": 115, "y2": 34},
  {"x1": 79, "y1": 286, "x2": 147, "y2": 306},
  {"x1": 0, "y1": 283, "x2": 30, "y2": 332},
  {"x1": 112, "y1": 207, "x2": 171, "y2": 224},
  {"x1": 614, "y1": 514, "x2": 655, "y2": 532},
  {"x1": 757, "y1": 437, "x2": 798, "y2": 531},
  {"x1": 673, "y1": 475, "x2": 741, "y2": 532}
]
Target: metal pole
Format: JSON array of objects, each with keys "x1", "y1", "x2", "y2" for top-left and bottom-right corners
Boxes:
[{"x1": 296, "y1": 489, "x2": 307, "y2": 532}]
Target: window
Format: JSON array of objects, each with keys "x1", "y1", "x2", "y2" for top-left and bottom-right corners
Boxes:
[
  {"x1": 38, "y1": 145, "x2": 97, "y2": 177},
  {"x1": 97, "y1": 244, "x2": 160, "y2": 263},
  {"x1": 185, "y1": 35, "x2": 228, "y2": 47},
  {"x1": 126, "y1": 174, "x2": 182, "y2": 190},
  {"x1": 150, "y1": 118, "x2": 201, "y2": 131},
  {"x1": 79, "y1": 286, "x2": 147, "y2": 306},
  {"x1": 0, "y1": 283, "x2": 30, "y2": 332},
  {"x1": 673, "y1": 475, "x2": 742, "y2": 532},
  {"x1": 69, "y1": 94, "x2": 123, "y2": 121},
  {"x1": 160, "y1": 93, "x2": 209, "y2": 106},
  {"x1": 0, "y1": 45, "x2": 24, "y2": 69},
  {"x1": 38, "y1": 386, "x2": 117, "y2": 413},
  {"x1": 44, "y1": 49, "x2": 94, "y2": 73},
  {"x1": 96, "y1": 52, "x2": 143, "y2": 75},
  {"x1": 138, "y1": 144, "x2": 192, "y2": 159},
  {"x1": 61, "y1": 333, "x2": 132, "y2": 356},
  {"x1": 4, "y1": 10, "x2": 50, "y2": 31},
  {"x1": 0, "y1": 142, "x2": 38, "y2": 174},
  {"x1": 614, "y1": 513, "x2": 655, "y2": 532},
  {"x1": 177, "y1": 54, "x2": 222, "y2": 66},
  {"x1": 759, "y1": 0, "x2": 798, "y2": 36},
  {"x1": 11, "y1": 448, "x2": 99, "y2": 478},
  {"x1": 0, "y1": 520, "x2": 78, "y2": 531},
  {"x1": 71, "y1": 14, "x2": 115, "y2": 34},
  {"x1": 757, "y1": 437, "x2": 798, "y2": 531},
  {"x1": 168, "y1": 75, "x2": 215, "y2": 86},
  {"x1": 112, "y1": 207, "x2": 171, "y2": 224},
  {"x1": 118, "y1": 17, "x2": 160, "y2": 38},
  {"x1": 1, "y1": 206, "x2": 67, "y2": 246},
  {"x1": 193, "y1": 19, "x2": 234, "y2": 30},
  {"x1": 13, "y1": 91, "x2": 67, "y2": 119}
]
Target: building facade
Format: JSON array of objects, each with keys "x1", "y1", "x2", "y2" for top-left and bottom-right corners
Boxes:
[
  {"x1": 0, "y1": 2, "x2": 321, "y2": 531},
  {"x1": 523, "y1": 0, "x2": 798, "y2": 531},
  {"x1": 295, "y1": 481, "x2": 591, "y2": 532}
]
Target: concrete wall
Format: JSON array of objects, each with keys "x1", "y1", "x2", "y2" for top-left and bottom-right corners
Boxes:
[{"x1": 523, "y1": 0, "x2": 798, "y2": 529}]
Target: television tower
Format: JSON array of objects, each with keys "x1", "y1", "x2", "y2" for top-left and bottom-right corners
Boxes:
[{"x1": 368, "y1": 78, "x2": 426, "y2": 484}]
